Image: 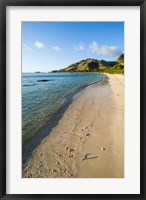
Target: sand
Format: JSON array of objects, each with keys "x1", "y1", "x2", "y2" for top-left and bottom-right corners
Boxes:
[{"x1": 23, "y1": 74, "x2": 124, "y2": 178}]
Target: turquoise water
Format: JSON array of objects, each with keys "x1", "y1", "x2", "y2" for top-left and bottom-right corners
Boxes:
[{"x1": 22, "y1": 73, "x2": 104, "y2": 145}]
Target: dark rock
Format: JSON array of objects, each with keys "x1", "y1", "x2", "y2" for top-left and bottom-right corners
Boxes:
[{"x1": 37, "y1": 79, "x2": 50, "y2": 82}]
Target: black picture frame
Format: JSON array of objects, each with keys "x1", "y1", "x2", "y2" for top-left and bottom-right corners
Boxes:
[{"x1": 0, "y1": 0, "x2": 145, "y2": 199}]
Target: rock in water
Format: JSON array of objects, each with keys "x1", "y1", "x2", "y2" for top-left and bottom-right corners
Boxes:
[{"x1": 37, "y1": 79, "x2": 50, "y2": 82}]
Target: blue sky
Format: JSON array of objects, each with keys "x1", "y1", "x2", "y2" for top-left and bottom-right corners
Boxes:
[{"x1": 22, "y1": 22, "x2": 124, "y2": 72}]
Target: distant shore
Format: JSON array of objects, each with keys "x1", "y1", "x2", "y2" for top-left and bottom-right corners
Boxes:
[{"x1": 23, "y1": 74, "x2": 124, "y2": 178}]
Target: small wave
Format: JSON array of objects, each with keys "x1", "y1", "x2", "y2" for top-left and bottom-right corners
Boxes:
[{"x1": 23, "y1": 84, "x2": 36, "y2": 87}]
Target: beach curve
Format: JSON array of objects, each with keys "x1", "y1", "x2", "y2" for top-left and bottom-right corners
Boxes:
[{"x1": 23, "y1": 74, "x2": 124, "y2": 178}]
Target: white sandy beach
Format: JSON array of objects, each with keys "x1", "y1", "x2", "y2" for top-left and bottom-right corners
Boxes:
[{"x1": 23, "y1": 74, "x2": 124, "y2": 178}]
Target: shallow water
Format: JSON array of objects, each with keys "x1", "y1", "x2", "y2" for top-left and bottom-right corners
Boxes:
[{"x1": 22, "y1": 72, "x2": 104, "y2": 145}]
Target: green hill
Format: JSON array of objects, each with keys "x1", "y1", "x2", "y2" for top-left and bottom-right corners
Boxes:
[
  {"x1": 99, "y1": 54, "x2": 124, "y2": 74},
  {"x1": 52, "y1": 54, "x2": 124, "y2": 74}
]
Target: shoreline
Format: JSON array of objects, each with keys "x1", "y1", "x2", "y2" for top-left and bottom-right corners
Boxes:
[
  {"x1": 23, "y1": 74, "x2": 124, "y2": 178},
  {"x1": 22, "y1": 74, "x2": 105, "y2": 165}
]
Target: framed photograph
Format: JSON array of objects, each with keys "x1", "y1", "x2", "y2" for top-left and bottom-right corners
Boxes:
[{"x1": 0, "y1": 0, "x2": 145, "y2": 199}]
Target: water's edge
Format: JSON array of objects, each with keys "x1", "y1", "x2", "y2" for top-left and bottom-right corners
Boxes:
[{"x1": 22, "y1": 74, "x2": 106, "y2": 167}]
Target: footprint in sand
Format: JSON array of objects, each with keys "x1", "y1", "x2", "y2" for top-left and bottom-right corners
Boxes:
[
  {"x1": 39, "y1": 164, "x2": 44, "y2": 170},
  {"x1": 68, "y1": 172, "x2": 73, "y2": 177},
  {"x1": 67, "y1": 154, "x2": 73, "y2": 158},
  {"x1": 56, "y1": 153, "x2": 62, "y2": 157},
  {"x1": 62, "y1": 168, "x2": 67, "y2": 173},
  {"x1": 82, "y1": 127, "x2": 88, "y2": 131},
  {"x1": 40, "y1": 169, "x2": 45, "y2": 173},
  {"x1": 85, "y1": 133, "x2": 91, "y2": 137},
  {"x1": 66, "y1": 147, "x2": 75, "y2": 153},
  {"x1": 52, "y1": 169, "x2": 57, "y2": 173},
  {"x1": 69, "y1": 148, "x2": 74, "y2": 153},
  {"x1": 97, "y1": 146, "x2": 106, "y2": 151},
  {"x1": 66, "y1": 148, "x2": 75, "y2": 158},
  {"x1": 100, "y1": 147, "x2": 106, "y2": 151},
  {"x1": 27, "y1": 173, "x2": 33, "y2": 178}
]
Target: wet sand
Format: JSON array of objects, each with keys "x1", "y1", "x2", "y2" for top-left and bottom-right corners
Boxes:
[{"x1": 23, "y1": 74, "x2": 124, "y2": 178}]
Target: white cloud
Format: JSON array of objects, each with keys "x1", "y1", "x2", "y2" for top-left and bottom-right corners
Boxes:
[
  {"x1": 74, "y1": 43, "x2": 85, "y2": 51},
  {"x1": 23, "y1": 43, "x2": 32, "y2": 51},
  {"x1": 89, "y1": 41, "x2": 121, "y2": 57},
  {"x1": 52, "y1": 46, "x2": 62, "y2": 51},
  {"x1": 34, "y1": 41, "x2": 44, "y2": 48},
  {"x1": 89, "y1": 41, "x2": 100, "y2": 54},
  {"x1": 100, "y1": 46, "x2": 121, "y2": 57}
]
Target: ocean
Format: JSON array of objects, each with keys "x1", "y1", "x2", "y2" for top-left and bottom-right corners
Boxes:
[{"x1": 22, "y1": 72, "x2": 104, "y2": 161}]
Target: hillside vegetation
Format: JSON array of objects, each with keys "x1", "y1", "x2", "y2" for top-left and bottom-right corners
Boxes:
[
  {"x1": 99, "y1": 54, "x2": 124, "y2": 74},
  {"x1": 52, "y1": 54, "x2": 124, "y2": 74}
]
